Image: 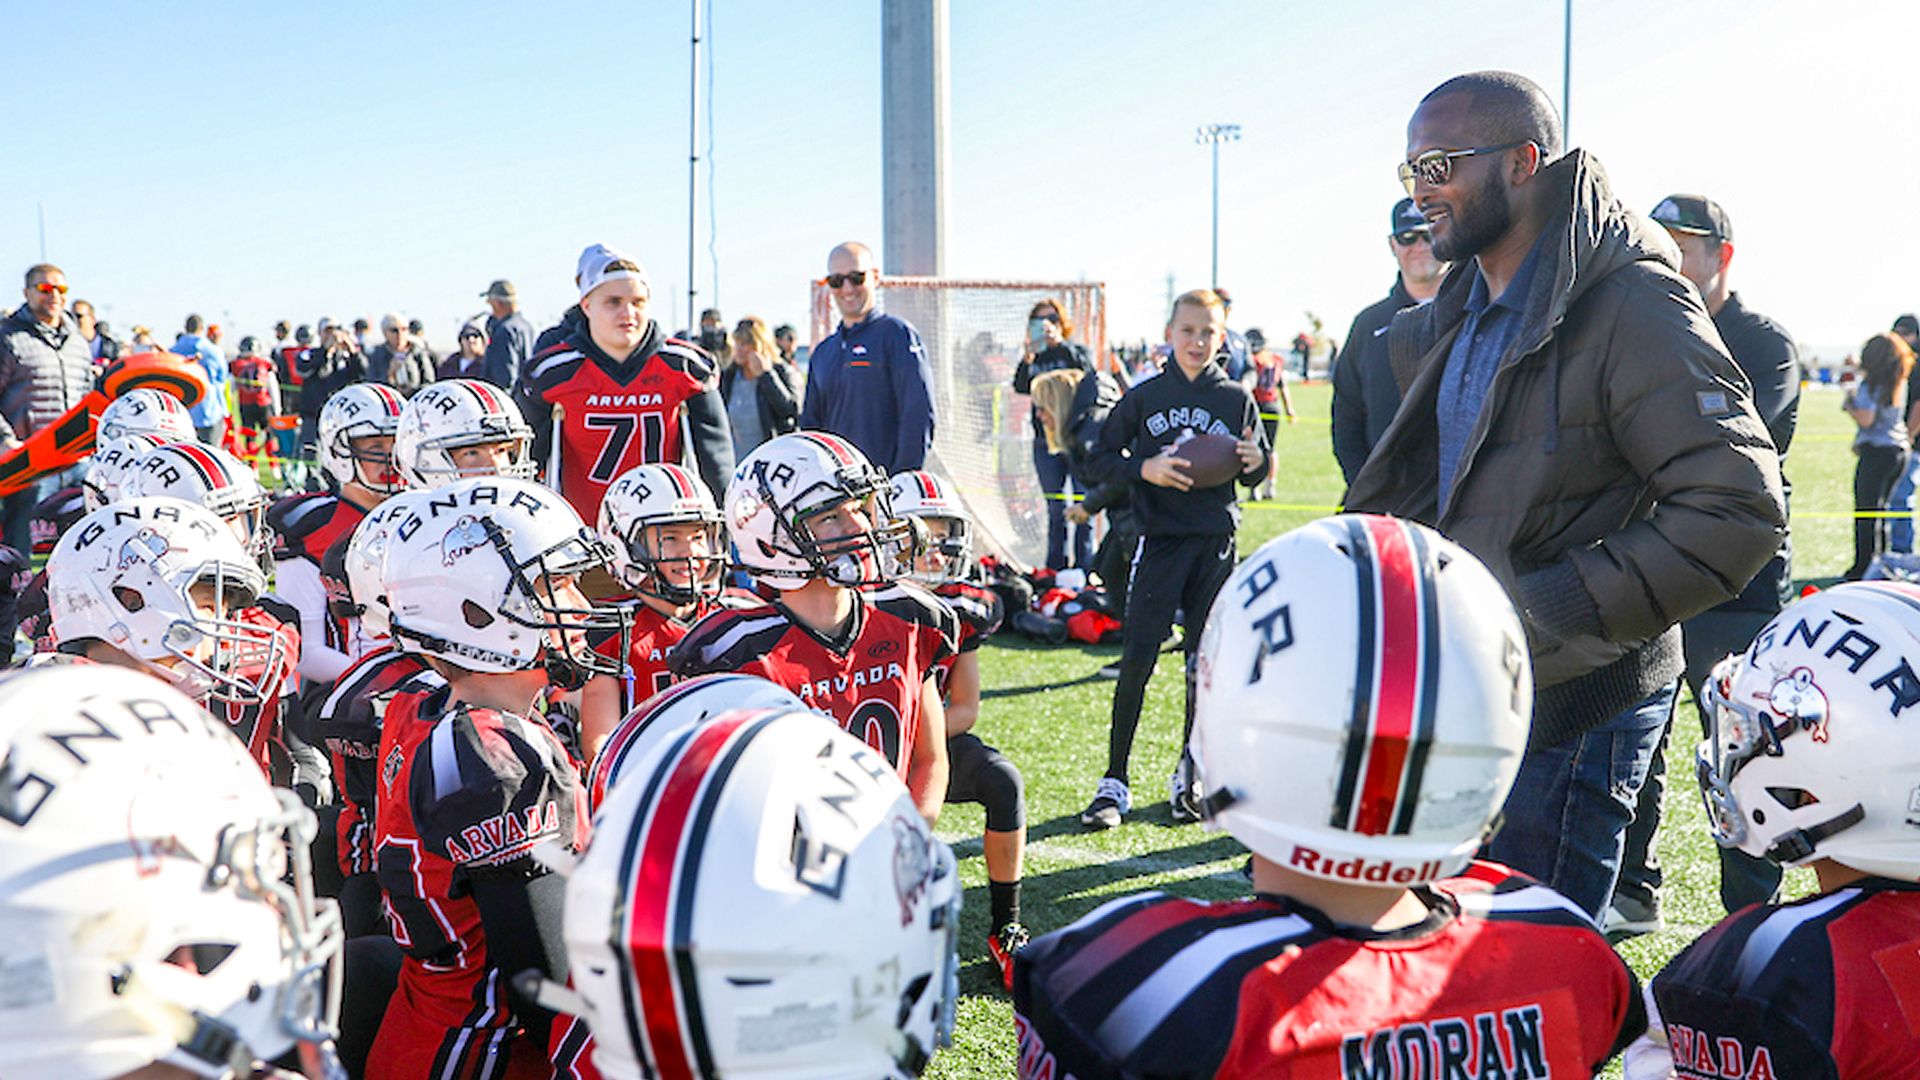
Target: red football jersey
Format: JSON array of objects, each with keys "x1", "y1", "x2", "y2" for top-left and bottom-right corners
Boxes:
[
  {"x1": 1647, "y1": 879, "x2": 1920, "y2": 1079},
  {"x1": 315, "y1": 647, "x2": 443, "y2": 877},
  {"x1": 669, "y1": 583, "x2": 958, "y2": 776},
  {"x1": 372, "y1": 686, "x2": 590, "y2": 1074},
  {"x1": 589, "y1": 595, "x2": 744, "y2": 706},
  {"x1": 1013, "y1": 862, "x2": 1641, "y2": 1079},
  {"x1": 931, "y1": 579, "x2": 1002, "y2": 703},
  {"x1": 521, "y1": 333, "x2": 719, "y2": 524},
  {"x1": 268, "y1": 491, "x2": 366, "y2": 568}
]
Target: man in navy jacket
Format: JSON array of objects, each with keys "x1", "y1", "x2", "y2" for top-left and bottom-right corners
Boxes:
[{"x1": 798, "y1": 241, "x2": 935, "y2": 473}]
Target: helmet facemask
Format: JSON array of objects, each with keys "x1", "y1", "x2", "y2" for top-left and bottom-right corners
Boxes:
[
  {"x1": 484, "y1": 518, "x2": 631, "y2": 690},
  {"x1": 618, "y1": 516, "x2": 726, "y2": 606},
  {"x1": 767, "y1": 468, "x2": 913, "y2": 587},
  {"x1": 335, "y1": 432, "x2": 402, "y2": 495},
  {"x1": 1697, "y1": 654, "x2": 1868, "y2": 865},
  {"x1": 101, "y1": 539, "x2": 284, "y2": 705},
  {"x1": 905, "y1": 513, "x2": 971, "y2": 585},
  {"x1": 413, "y1": 432, "x2": 537, "y2": 488}
]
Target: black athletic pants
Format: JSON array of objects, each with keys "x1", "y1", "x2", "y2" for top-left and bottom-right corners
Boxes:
[
  {"x1": 1848, "y1": 444, "x2": 1907, "y2": 580},
  {"x1": 1105, "y1": 532, "x2": 1235, "y2": 784}
]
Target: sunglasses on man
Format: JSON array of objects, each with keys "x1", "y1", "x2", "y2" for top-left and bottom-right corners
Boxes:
[
  {"x1": 1392, "y1": 229, "x2": 1432, "y2": 248},
  {"x1": 1397, "y1": 140, "x2": 1533, "y2": 195},
  {"x1": 824, "y1": 270, "x2": 870, "y2": 289},
  {"x1": 31, "y1": 282, "x2": 67, "y2": 295}
]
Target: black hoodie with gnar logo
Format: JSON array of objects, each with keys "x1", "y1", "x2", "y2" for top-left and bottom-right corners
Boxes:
[{"x1": 1090, "y1": 359, "x2": 1267, "y2": 538}]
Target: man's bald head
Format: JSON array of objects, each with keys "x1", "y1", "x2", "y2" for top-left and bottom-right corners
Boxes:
[
  {"x1": 1419, "y1": 71, "x2": 1563, "y2": 161},
  {"x1": 827, "y1": 242, "x2": 876, "y2": 273}
]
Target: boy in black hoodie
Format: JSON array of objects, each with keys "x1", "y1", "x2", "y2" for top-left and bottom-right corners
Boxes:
[{"x1": 1081, "y1": 289, "x2": 1269, "y2": 828}]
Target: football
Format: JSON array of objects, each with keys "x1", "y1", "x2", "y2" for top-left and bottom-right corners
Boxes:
[{"x1": 1171, "y1": 431, "x2": 1247, "y2": 488}]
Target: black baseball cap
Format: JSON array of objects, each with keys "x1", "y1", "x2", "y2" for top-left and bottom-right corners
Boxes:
[
  {"x1": 1894, "y1": 314, "x2": 1919, "y2": 337},
  {"x1": 1651, "y1": 195, "x2": 1733, "y2": 243},
  {"x1": 1391, "y1": 198, "x2": 1429, "y2": 236}
]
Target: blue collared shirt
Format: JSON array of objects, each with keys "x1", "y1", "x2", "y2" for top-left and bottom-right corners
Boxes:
[{"x1": 1436, "y1": 237, "x2": 1545, "y2": 509}]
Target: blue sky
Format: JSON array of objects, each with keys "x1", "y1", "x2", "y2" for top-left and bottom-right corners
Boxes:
[{"x1": 7, "y1": 0, "x2": 1911, "y2": 357}]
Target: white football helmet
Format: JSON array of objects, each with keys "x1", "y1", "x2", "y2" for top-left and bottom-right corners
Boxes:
[
  {"x1": 1193, "y1": 514, "x2": 1531, "y2": 886},
  {"x1": 566, "y1": 708, "x2": 958, "y2": 1079},
  {"x1": 80, "y1": 432, "x2": 169, "y2": 512},
  {"x1": 394, "y1": 378, "x2": 536, "y2": 490},
  {"x1": 338, "y1": 490, "x2": 429, "y2": 641},
  {"x1": 0, "y1": 665, "x2": 342, "y2": 1080},
  {"x1": 118, "y1": 441, "x2": 272, "y2": 573},
  {"x1": 888, "y1": 470, "x2": 972, "y2": 584},
  {"x1": 47, "y1": 497, "x2": 286, "y2": 704},
  {"x1": 383, "y1": 477, "x2": 629, "y2": 689},
  {"x1": 597, "y1": 463, "x2": 725, "y2": 604},
  {"x1": 317, "y1": 383, "x2": 405, "y2": 494},
  {"x1": 587, "y1": 672, "x2": 809, "y2": 809},
  {"x1": 726, "y1": 432, "x2": 913, "y2": 590},
  {"x1": 1699, "y1": 581, "x2": 1920, "y2": 878},
  {"x1": 96, "y1": 387, "x2": 196, "y2": 444}
]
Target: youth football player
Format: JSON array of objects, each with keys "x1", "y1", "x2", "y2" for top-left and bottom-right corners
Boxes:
[
  {"x1": 368, "y1": 475, "x2": 629, "y2": 1077},
  {"x1": 1016, "y1": 515, "x2": 1643, "y2": 1076},
  {"x1": 892, "y1": 468, "x2": 1031, "y2": 988},
  {"x1": 1625, "y1": 581, "x2": 1920, "y2": 1078},
  {"x1": 670, "y1": 431, "x2": 956, "y2": 823}
]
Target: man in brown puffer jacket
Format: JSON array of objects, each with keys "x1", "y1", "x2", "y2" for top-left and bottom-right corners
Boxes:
[{"x1": 1346, "y1": 71, "x2": 1786, "y2": 918}]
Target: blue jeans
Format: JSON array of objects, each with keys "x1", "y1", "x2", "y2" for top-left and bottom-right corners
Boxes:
[
  {"x1": 1033, "y1": 441, "x2": 1092, "y2": 571},
  {"x1": 1891, "y1": 452, "x2": 1920, "y2": 554},
  {"x1": 1484, "y1": 682, "x2": 1676, "y2": 918}
]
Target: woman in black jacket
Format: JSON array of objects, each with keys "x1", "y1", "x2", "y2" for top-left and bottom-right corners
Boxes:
[
  {"x1": 1012, "y1": 298, "x2": 1095, "y2": 570},
  {"x1": 718, "y1": 316, "x2": 801, "y2": 458}
]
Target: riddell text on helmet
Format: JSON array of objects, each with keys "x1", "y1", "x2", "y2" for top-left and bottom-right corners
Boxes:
[{"x1": 1290, "y1": 846, "x2": 1445, "y2": 884}]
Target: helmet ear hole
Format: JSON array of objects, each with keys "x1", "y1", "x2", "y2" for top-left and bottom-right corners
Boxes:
[
  {"x1": 1767, "y1": 786, "x2": 1819, "y2": 810},
  {"x1": 113, "y1": 586, "x2": 146, "y2": 613},
  {"x1": 462, "y1": 600, "x2": 495, "y2": 629}
]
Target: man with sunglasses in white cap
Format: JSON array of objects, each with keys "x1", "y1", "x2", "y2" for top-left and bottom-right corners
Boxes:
[
  {"x1": 1331, "y1": 197, "x2": 1447, "y2": 487},
  {"x1": 517, "y1": 243, "x2": 733, "y2": 528},
  {"x1": 1345, "y1": 70, "x2": 1786, "y2": 921},
  {"x1": 798, "y1": 240, "x2": 937, "y2": 474}
]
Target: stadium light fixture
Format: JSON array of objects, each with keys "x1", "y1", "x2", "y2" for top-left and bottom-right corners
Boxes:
[{"x1": 1195, "y1": 123, "x2": 1241, "y2": 290}]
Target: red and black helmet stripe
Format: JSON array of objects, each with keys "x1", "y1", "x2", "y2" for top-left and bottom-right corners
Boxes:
[
  {"x1": 801, "y1": 431, "x2": 859, "y2": 468},
  {"x1": 166, "y1": 441, "x2": 232, "y2": 492},
  {"x1": 916, "y1": 472, "x2": 941, "y2": 500},
  {"x1": 371, "y1": 384, "x2": 404, "y2": 416},
  {"x1": 610, "y1": 709, "x2": 778, "y2": 1078},
  {"x1": 1329, "y1": 516, "x2": 1441, "y2": 837},
  {"x1": 659, "y1": 463, "x2": 696, "y2": 499},
  {"x1": 464, "y1": 378, "x2": 507, "y2": 417}
]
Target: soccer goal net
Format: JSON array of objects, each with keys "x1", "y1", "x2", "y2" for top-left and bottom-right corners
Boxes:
[{"x1": 810, "y1": 278, "x2": 1107, "y2": 573}]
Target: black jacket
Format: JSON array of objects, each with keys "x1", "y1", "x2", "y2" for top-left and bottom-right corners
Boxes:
[
  {"x1": 296, "y1": 344, "x2": 366, "y2": 419},
  {"x1": 1710, "y1": 292, "x2": 1800, "y2": 613},
  {"x1": 1091, "y1": 360, "x2": 1269, "y2": 537},
  {"x1": 1063, "y1": 370, "x2": 1130, "y2": 519},
  {"x1": 718, "y1": 360, "x2": 802, "y2": 443},
  {"x1": 1330, "y1": 277, "x2": 1419, "y2": 487}
]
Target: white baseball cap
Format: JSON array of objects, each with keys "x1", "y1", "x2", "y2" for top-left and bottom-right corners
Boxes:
[{"x1": 577, "y1": 243, "x2": 651, "y2": 301}]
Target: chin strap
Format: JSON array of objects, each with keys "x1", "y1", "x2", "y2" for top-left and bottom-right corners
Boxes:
[{"x1": 1764, "y1": 803, "x2": 1867, "y2": 864}]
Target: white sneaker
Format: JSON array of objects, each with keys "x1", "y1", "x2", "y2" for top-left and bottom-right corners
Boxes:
[
  {"x1": 1080, "y1": 777, "x2": 1132, "y2": 829},
  {"x1": 1170, "y1": 752, "x2": 1202, "y2": 824}
]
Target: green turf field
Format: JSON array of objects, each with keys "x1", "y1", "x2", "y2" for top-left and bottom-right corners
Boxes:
[{"x1": 929, "y1": 379, "x2": 1845, "y2": 1076}]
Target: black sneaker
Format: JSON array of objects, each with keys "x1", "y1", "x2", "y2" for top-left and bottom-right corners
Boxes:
[{"x1": 1079, "y1": 777, "x2": 1131, "y2": 829}]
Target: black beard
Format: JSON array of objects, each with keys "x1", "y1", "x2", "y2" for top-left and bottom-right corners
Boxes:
[{"x1": 1430, "y1": 168, "x2": 1512, "y2": 263}]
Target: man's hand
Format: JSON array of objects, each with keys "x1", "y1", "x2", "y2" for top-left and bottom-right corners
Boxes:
[
  {"x1": 1235, "y1": 426, "x2": 1264, "y2": 469},
  {"x1": 1065, "y1": 504, "x2": 1091, "y2": 525},
  {"x1": 1140, "y1": 448, "x2": 1193, "y2": 490}
]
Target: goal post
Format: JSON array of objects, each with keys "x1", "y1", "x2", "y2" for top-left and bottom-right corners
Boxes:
[{"x1": 810, "y1": 277, "x2": 1107, "y2": 572}]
